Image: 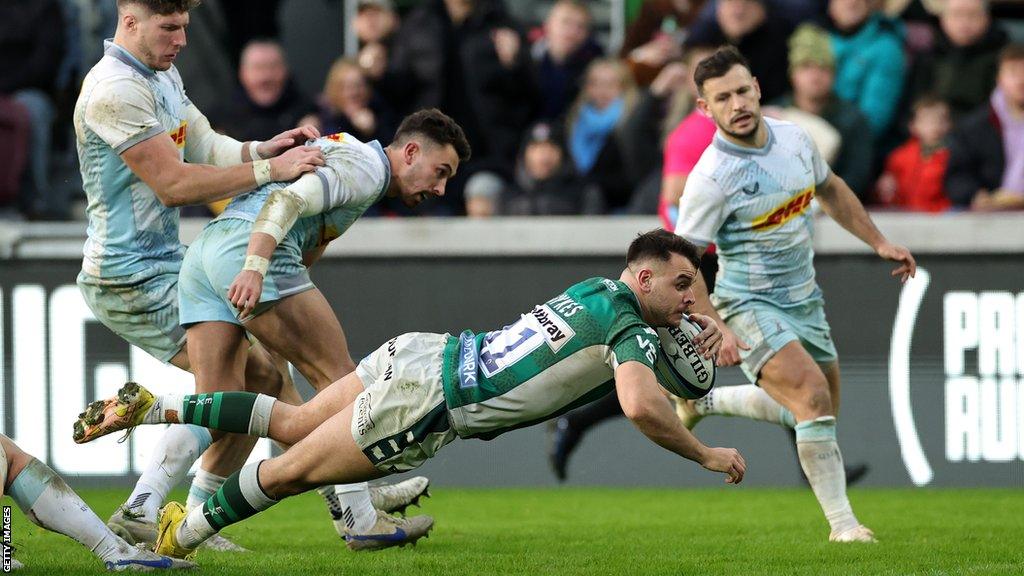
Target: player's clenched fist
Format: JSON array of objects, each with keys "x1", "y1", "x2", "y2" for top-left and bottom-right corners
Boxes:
[
  {"x1": 228, "y1": 270, "x2": 265, "y2": 319},
  {"x1": 700, "y1": 446, "x2": 746, "y2": 484},
  {"x1": 269, "y1": 146, "x2": 325, "y2": 181}
]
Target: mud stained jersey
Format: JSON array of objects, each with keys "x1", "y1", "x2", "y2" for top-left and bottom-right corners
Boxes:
[{"x1": 441, "y1": 277, "x2": 659, "y2": 440}]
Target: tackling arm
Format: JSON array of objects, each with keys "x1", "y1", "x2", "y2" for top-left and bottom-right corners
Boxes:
[{"x1": 615, "y1": 361, "x2": 745, "y2": 483}]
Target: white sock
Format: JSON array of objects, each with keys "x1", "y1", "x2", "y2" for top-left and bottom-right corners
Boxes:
[
  {"x1": 695, "y1": 385, "x2": 796, "y2": 427},
  {"x1": 320, "y1": 483, "x2": 374, "y2": 533},
  {"x1": 143, "y1": 393, "x2": 185, "y2": 424},
  {"x1": 123, "y1": 424, "x2": 212, "y2": 522},
  {"x1": 795, "y1": 416, "x2": 860, "y2": 535},
  {"x1": 9, "y1": 459, "x2": 133, "y2": 563},
  {"x1": 186, "y1": 468, "x2": 227, "y2": 511}
]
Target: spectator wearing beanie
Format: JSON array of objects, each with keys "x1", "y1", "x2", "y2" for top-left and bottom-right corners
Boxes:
[{"x1": 772, "y1": 23, "x2": 874, "y2": 198}]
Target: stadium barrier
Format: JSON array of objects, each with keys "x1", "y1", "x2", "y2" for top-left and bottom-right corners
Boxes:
[{"x1": 1, "y1": 214, "x2": 1022, "y2": 487}]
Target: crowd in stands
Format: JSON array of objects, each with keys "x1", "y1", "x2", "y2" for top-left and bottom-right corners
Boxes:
[{"x1": 2, "y1": 0, "x2": 1023, "y2": 220}]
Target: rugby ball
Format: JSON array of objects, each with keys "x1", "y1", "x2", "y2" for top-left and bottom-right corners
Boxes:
[{"x1": 654, "y1": 316, "x2": 716, "y2": 399}]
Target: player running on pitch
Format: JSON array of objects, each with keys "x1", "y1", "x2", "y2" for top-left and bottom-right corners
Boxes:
[
  {"x1": 672, "y1": 47, "x2": 916, "y2": 543},
  {"x1": 172, "y1": 108, "x2": 471, "y2": 549},
  {"x1": 75, "y1": 230, "x2": 745, "y2": 559}
]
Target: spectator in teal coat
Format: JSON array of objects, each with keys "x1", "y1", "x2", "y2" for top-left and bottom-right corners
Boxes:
[{"x1": 827, "y1": 0, "x2": 906, "y2": 139}]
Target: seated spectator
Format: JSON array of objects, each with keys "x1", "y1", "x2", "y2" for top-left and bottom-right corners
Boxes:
[
  {"x1": 773, "y1": 24, "x2": 874, "y2": 198},
  {"x1": 502, "y1": 122, "x2": 600, "y2": 215},
  {"x1": 620, "y1": 0, "x2": 705, "y2": 86},
  {"x1": 530, "y1": 0, "x2": 603, "y2": 121},
  {"x1": 313, "y1": 58, "x2": 397, "y2": 144},
  {"x1": 566, "y1": 58, "x2": 639, "y2": 211},
  {"x1": 877, "y1": 95, "x2": 953, "y2": 212},
  {"x1": 687, "y1": 0, "x2": 794, "y2": 103},
  {"x1": 659, "y1": 44, "x2": 718, "y2": 229},
  {"x1": 209, "y1": 39, "x2": 316, "y2": 143},
  {"x1": 946, "y1": 44, "x2": 1024, "y2": 211},
  {"x1": 908, "y1": 0, "x2": 1007, "y2": 118},
  {"x1": 1, "y1": 0, "x2": 67, "y2": 220},
  {"x1": 826, "y1": 0, "x2": 906, "y2": 139}
]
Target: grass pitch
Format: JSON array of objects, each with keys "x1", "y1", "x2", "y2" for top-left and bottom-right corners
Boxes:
[{"x1": 6, "y1": 487, "x2": 1022, "y2": 575}]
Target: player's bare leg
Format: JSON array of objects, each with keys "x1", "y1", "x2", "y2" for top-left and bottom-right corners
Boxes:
[
  {"x1": 244, "y1": 288, "x2": 356, "y2": 392},
  {"x1": 180, "y1": 321, "x2": 285, "y2": 552},
  {"x1": 757, "y1": 342, "x2": 874, "y2": 543},
  {"x1": 1, "y1": 435, "x2": 193, "y2": 570}
]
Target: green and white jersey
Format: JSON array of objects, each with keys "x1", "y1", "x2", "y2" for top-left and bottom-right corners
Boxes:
[{"x1": 441, "y1": 277, "x2": 659, "y2": 440}]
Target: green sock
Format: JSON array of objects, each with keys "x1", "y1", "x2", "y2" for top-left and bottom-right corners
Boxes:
[{"x1": 177, "y1": 392, "x2": 275, "y2": 436}]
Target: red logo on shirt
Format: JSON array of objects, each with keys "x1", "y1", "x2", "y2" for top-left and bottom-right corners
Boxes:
[
  {"x1": 168, "y1": 121, "x2": 187, "y2": 148},
  {"x1": 751, "y1": 187, "x2": 814, "y2": 231}
]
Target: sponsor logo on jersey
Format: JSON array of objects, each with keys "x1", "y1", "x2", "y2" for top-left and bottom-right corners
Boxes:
[
  {"x1": 602, "y1": 279, "x2": 619, "y2": 292},
  {"x1": 168, "y1": 121, "x2": 187, "y2": 149},
  {"x1": 531, "y1": 305, "x2": 576, "y2": 353},
  {"x1": 750, "y1": 187, "x2": 814, "y2": 231},
  {"x1": 356, "y1": 392, "x2": 375, "y2": 436},
  {"x1": 457, "y1": 331, "x2": 479, "y2": 389},
  {"x1": 547, "y1": 294, "x2": 584, "y2": 317},
  {"x1": 324, "y1": 132, "x2": 346, "y2": 143},
  {"x1": 741, "y1": 182, "x2": 760, "y2": 196}
]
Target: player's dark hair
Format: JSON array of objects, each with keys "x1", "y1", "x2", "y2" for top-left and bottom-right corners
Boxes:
[
  {"x1": 999, "y1": 43, "x2": 1024, "y2": 65},
  {"x1": 627, "y1": 229, "x2": 701, "y2": 271},
  {"x1": 693, "y1": 46, "x2": 752, "y2": 96},
  {"x1": 117, "y1": 0, "x2": 201, "y2": 14},
  {"x1": 394, "y1": 109, "x2": 472, "y2": 163},
  {"x1": 910, "y1": 94, "x2": 949, "y2": 116}
]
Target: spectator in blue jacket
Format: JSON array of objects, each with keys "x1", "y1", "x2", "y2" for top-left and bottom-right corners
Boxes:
[{"x1": 827, "y1": 0, "x2": 906, "y2": 140}]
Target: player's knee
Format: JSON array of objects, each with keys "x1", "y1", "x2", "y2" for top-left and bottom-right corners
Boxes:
[{"x1": 794, "y1": 372, "x2": 832, "y2": 417}]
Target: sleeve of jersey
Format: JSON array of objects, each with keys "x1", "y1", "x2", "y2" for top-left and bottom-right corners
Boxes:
[
  {"x1": 807, "y1": 127, "x2": 832, "y2": 186},
  {"x1": 318, "y1": 142, "x2": 388, "y2": 211},
  {"x1": 607, "y1": 326, "x2": 659, "y2": 371},
  {"x1": 84, "y1": 77, "x2": 165, "y2": 154},
  {"x1": 674, "y1": 171, "x2": 727, "y2": 248},
  {"x1": 182, "y1": 103, "x2": 244, "y2": 166}
]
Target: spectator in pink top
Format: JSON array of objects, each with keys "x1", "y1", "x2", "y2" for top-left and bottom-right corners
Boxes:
[{"x1": 660, "y1": 45, "x2": 718, "y2": 229}]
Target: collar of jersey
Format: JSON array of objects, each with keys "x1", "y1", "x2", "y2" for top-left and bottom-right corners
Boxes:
[
  {"x1": 712, "y1": 121, "x2": 775, "y2": 157},
  {"x1": 103, "y1": 39, "x2": 157, "y2": 78},
  {"x1": 367, "y1": 140, "x2": 391, "y2": 202}
]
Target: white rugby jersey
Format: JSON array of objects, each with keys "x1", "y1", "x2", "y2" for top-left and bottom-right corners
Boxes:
[
  {"x1": 675, "y1": 117, "x2": 831, "y2": 308},
  {"x1": 75, "y1": 40, "x2": 227, "y2": 278},
  {"x1": 218, "y1": 132, "x2": 389, "y2": 251}
]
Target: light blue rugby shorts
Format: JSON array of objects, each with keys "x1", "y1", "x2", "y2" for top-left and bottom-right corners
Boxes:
[
  {"x1": 77, "y1": 260, "x2": 186, "y2": 363},
  {"x1": 178, "y1": 217, "x2": 314, "y2": 327},
  {"x1": 713, "y1": 296, "x2": 838, "y2": 383}
]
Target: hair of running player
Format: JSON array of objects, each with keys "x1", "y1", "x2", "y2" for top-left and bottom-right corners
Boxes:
[
  {"x1": 626, "y1": 229, "x2": 701, "y2": 272},
  {"x1": 117, "y1": 0, "x2": 201, "y2": 15},
  {"x1": 393, "y1": 109, "x2": 472, "y2": 163},
  {"x1": 693, "y1": 46, "x2": 752, "y2": 97}
]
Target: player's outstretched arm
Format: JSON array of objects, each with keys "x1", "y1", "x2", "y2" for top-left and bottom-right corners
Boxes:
[
  {"x1": 122, "y1": 133, "x2": 324, "y2": 207},
  {"x1": 615, "y1": 361, "x2": 745, "y2": 484},
  {"x1": 816, "y1": 173, "x2": 917, "y2": 283}
]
